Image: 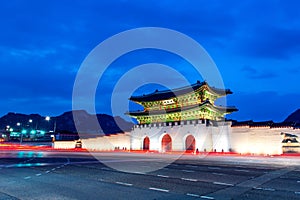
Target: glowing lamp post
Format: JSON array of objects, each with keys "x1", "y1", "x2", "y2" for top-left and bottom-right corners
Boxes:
[
  {"x1": 45, "y1": 116, "x2": 56, "y2": 133},
  {"x1": 28, "y1": 119, "x2": 33, "y2": 129},
  {"x1": 17, "y1": 122, "x2": 23, "y2": 145}
]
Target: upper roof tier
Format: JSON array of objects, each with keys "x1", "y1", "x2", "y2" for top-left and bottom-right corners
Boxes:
[{"x1": 129, "y1": 81, "x2": 232, "y2": 102}]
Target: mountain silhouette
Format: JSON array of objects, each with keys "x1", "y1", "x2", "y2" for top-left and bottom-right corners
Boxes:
[
  {"x1": 284, "y1": 109, "x2": 300, "y2": 123},
  {"x1": 0, "y1": 110, "x2": 133, "y2": 135}
]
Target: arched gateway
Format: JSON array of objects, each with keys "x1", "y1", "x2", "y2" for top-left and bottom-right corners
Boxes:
[
  {"x1": 143, "y1": 136, "x2": 150, "y2": 150},
  {"x1": 161, "y1": 134, "x2": 172, "y2": 152},
  {"x1": 185, "y1": 135, "x2": 196, "y2": 151}
]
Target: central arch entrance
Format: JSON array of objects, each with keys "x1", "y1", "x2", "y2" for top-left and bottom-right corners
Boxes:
[
  {"x1": 185, "y1": 135, "x2": 196, "y2": 151},
  {"x1": 143, "y1": 136, "x2": 150, "y2": 150},
  {"x1": 161, "y1": 134, "x2": 172, "y2": 152}
]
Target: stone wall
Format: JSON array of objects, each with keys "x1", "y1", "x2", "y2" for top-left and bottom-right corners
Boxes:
[
  {"x1": 54, "y1": 122, "x2": 300, "y2": 155},
  {"x1": 130, "y1": 120, "x2": 231, "y2": 152},
  {"x1": 53, "y1": 141, "x2": 77, "y2": 149},
  {"x1": 230, "y1": 126, "x2": 300, "y2": 155},
  {"x1": 81, "y1": 133, "x2": 130, "y2": 151}
]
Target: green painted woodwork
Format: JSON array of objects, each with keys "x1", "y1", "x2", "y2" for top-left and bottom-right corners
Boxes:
[{"x1": 129, "y1": 85, "x2": 233, "y2": 124}]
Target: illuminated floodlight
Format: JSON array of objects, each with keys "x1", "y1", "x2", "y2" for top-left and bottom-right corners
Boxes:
[
  {"x1": 17, "y1": 122, "x2": 21, "y2": 126},
  {"x1": 40, "y1": 130, "x2": 45, "y2": 135},
  {"x1": 45, "y1": 116, "x2": 50, "y2": 121},
  {"x1": 9, "y1": 128, "x2": 13, "y2": 132},
  {"x1": 30, "y1": 130, "x2": 37, "y2": 134},
  {"x1": 21, "y1": 130, "x2": 27, "y2": 134},
  {"x1": 29, "y1": 119, "x2": 33, "y2": 123}
]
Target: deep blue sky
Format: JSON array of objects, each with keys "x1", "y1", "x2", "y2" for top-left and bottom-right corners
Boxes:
[{"x1": 0, "y1": 0, "x2": 300, "y2": 122}]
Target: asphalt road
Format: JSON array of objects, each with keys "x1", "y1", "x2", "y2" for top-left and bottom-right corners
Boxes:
[{"x1": 0, "y1": 151, "x2": 300, "y2": 200}]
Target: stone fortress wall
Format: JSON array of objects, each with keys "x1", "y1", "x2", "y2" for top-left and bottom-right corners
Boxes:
[
  {"x1": 130, "y1": 120, "x2": 231, "y2": 153},
  {"x1": 230, "y1": 124, "x2": 300, "y2": 155},
  {"x1": 54, "y1": 120, "x2": 300, "y2": 155}
]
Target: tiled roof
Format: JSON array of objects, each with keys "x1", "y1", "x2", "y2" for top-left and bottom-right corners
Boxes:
[
  {"x1": 231, "y1": 120, "x2": 300, "y2": 129},
  {"x1": 126, "y1": 100, "x2": 238, "y2": 116},
  {"x1": 231, "y1": 120, "x2": 274, "y2": 127},
  {"x1": 129, "y1": 81, "x2": 232, "y2": 102}
]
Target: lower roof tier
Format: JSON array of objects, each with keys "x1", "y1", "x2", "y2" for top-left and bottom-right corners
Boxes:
[
  {"x1": 127, "y1": 100, "x2": 237, "y2": 116},
  {"x1": 126, "y1": 101, "x2": 238, "y2": 124}
]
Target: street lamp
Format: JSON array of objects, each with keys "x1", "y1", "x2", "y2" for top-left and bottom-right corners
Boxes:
[
  {"x1": 28, "y1": 119, "x2": 33, "y2": 130},
  {"x1": 45, "y1": 116, "x2": 56, "y2": 133},
  {"x1": 17, "y1": 122, "x2": 23, "y2": 145}
]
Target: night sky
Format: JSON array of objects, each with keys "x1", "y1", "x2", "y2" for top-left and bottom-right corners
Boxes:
[{"x1": 1, "y1": 0, "x2": 300, "y2": 122}]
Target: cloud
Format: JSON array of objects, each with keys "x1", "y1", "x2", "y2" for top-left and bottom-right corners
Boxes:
[
  {"x1": 227, "y1": 91, "x2": 300, "y2": 122},
  {"x1": 241, "y1": 65, "x2": 278, "y2": 79},
  {"x1": 0, "y1": 96, "x2": 71, "y2": 117},
  {"x1": 9, "y1": 48, "x2": 56, "y2": 58},
  {"x1": 242, "y1": 27, "x2": 300, "y2": 59}
]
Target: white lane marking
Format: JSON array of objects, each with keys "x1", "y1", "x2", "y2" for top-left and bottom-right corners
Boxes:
[
  {"x1": 24, "y1": 176, "x2": 31, "y2": 179},
  {"x1": 235, "y1": 169, "x2": 250, "y2": 172},
  {"x1": 115, "y1": 182, "x2": 133, "y2": 186},
  {"x1": 212, "y1": 172, "x2": 225, "y2": 176},
  {"x1": 185, "y1": 165, "x2": 197, "y2": 168},
  {"x1": 208, "y1": 167, "x2": 221, "y2": 170},
  {"x1": 133, "y1": 172, "x2": 146, "y2": 175},
  {"x1": 56, "y1": 166, "x2": 61, "y2": 169},
  {"x1": 253, "y1": 187, "x2": 275, "y2": 191},
  {"x1": 182, "y1": 170, "x2": 195, "y2": 173},
  {"x1": 263, "y1": 188, "x2": 275, "y2": 191},
  {"x1": 35, "y1": 173, "x2": 42, "y2": 176},
  {"x1": 51, "y1": 168, "x2": 56, "y2": 171},
  {"x1": 200, "y1": 196, "x2": 215, "y2": 199},
  {"x1": 149, "y1": 187, "x2": 169, "y2": 192},
  {"x1": 45, "y1": 170, "x2": 50, "y2": 174},
  {"x1": 181, "y1": 178, "x2": 197, "y2": 182},
  {"x1": 297, "y1": 181, "x2": 300, "y2": 183},
  {"x1": 295, "y1": 191, "x2": 300, "y2": 195},
  {"x1": 213, "y1": 182, "x2": 234, "y2": 186},
  {"x1": 186, "y1": 193, "x2": 200, "y2": 197},
  {"x1": 157, "y1": 174, "x2": 169, "y2": 178}
]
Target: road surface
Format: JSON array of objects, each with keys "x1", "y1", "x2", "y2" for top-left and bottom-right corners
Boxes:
[{"x1": 0, "y1": 151, "x2": 300, "y2": 200}]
